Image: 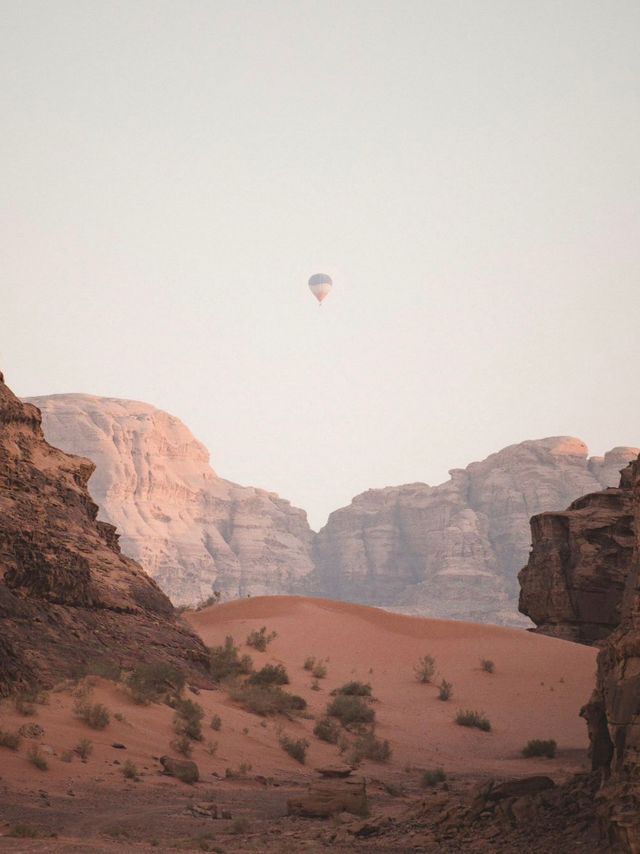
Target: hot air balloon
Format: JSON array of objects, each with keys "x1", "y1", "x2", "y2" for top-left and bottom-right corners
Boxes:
[{"x1": 308, "y1": 273, "x2": 332, "y2": 305}]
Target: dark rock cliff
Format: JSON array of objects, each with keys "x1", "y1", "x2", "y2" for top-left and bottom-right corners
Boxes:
[{"x1": 0, "y1": 371, "x2": 210, "y2": 694}]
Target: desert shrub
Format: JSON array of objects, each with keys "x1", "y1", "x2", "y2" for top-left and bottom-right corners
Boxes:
[
  {"x1": 28, "y1": 747, "x2": 48, "y2": 770},
  {"x1": 209, "y1": 636, "x2": 253, "y2": 681},
  {"x1": 85, "y1": 660, "x2": 122, "y2": 681},
  {"x1": 414, "y1": 655, "x2": 436, "y2": 684},
  {"x1": 229, "y1": 684, "x2": 306, "y2": 717},
  {"x1": 311, "y1": 679, "x2": 321, "y2": 691},
  {"x1": 313, "y1": 716, "x2": 341, "y2": 744},
  {"x1": 280, "y1": 735, "x2": 309, "y2": 764},
  {"x1": 13, "y1": 688, "x2": 46, "y2": 716},
  {"x1": 225, "y1": 762, "x2": 252, "y2": 779},
  {"x1": 303, "y1": 656, "x2": 316, "y2": 671},
  {"x1": 352, "y1": 732, "x2": 392, "y2": 763},
  {"x1": 438, "y1": 680, "x2": 453, "y2": 701},
  {"x1": 61, "y1": 750, "x2": 74, "y2": 763},
  {"x1": 247, "y1": 663, "x2": 289, "y2": 687},
  {"x1": 74, "y1": 738, "x2": 93, "y2": 760},
  {"x1": 173, "y1": 698, "x2": 204, "y2": 740},
  {"x1": 171, "y1": 735, "x2": 193, "y2": 757},
  {"x1": 127, "y1": 662, "x2": 185, "y2": 704},
  {"x1": 480, "y1": 659, "x2": 495, "y2": 674},
  {"x1": 312, "y1": 661, "x2": 327, "y2": 679},
  {"x1": 333, "y1": 681, "x2": 372, "y2": 697},
  {"x1": 8, "y1": 823, "x2": 40, "y2": 838},
  {"x1": 205, "y1": 740, "x2": 218, "y2": 756},
  {"x1": 246, "y1": 626, "x2": 277, "y2": 652},
  {"x1": 122, "y1": 760, "x2": 139, "y2": 780},
  {"x1": 195, "y1": 592, "x2": 221, "y2": 610},
  {"x1": 0, "y1": 729, "x2": 21, "y2": 750},
  {"x1": 210, "y1": 714, "x2": 222, "y2": 731},
  {"x1": 230, "y1": 816, "x2": 250, "y2": 834},
  {"x1": 455, "y1": 709, "x2": 491, "y2": 732},
  {"x1": 326, "y1": 694, "x2": 375, "y2": 726},
  {"x1": 114, "y1": 712, "x2": 126, "y2": 722},
  {"x1": 422, "y1": 767, "x2": 446, "y2": 787},
  {"x1": 75, "y1": 701, "x2": 110, "y2": 730},
  {"x1": 522, "y1": 738, "x2": 557, "y2": 759}
]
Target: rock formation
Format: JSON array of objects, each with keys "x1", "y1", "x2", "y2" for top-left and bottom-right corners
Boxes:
[
  {"x1": 519, "y1": 466, "x2": 636, "y2": 643},
  {"x1": 28, "y1": 394, "x2": 315, "y2": 606},
  {"x1": 312, "y1": 438, "x2": 638, "y2": 625},
  {"x1": 0, "y1": 372, "x2": 209, "y2": 695},
  {"x1": 27, "y1": 393, "x2": 638, "y2": 624},
  {"x1": 519, "y1": 450, "x2": 640, "y2": 850}
]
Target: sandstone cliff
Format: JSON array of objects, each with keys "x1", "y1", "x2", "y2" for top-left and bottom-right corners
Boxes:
[
  {"x1": 0, "y1": 373, "x2": 209, "y2": 694},
  {"x1": 312, "y1": 438, "x2": 638, "y2": 625},
  {"x1": 518, "y1": 451, "x2": 640, "y2": 850},
  {"x1": 28, "y1": 394, "x2": 315, "y2": 606}
]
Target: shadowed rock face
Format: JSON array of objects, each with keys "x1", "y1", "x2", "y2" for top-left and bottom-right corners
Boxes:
[
  {"x1": 0, "y1": 373, "x2": 209, "y2": 694},
  {"x1": 518, "y1": 470, "x2": 637, "y2": 643},
  {"x1": 518, "y1": 453, "x2": 640, "y2": 851},
  {"x1": 28, "y1": 394, "x2": 315, "y2": 606},
  {"x1": 312, "y1": 438, "x2": 638, "y2": 625}
]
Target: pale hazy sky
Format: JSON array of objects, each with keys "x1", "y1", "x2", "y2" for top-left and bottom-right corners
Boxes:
[{"x1": 2, "y1": 1, "x2": 639, "y2": 529}]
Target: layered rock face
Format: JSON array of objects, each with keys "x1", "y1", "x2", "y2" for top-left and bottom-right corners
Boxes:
[
  {"x1": 519, "y1": 466, "x2": 636, "y2": 643},
  {"x1": 28, "y1": 394, "x2": 315, "y2": 606},
  {"x1": 519, "y1": 452, "x2": 640, "y2": 850},
  {"x1": 312, "y1": 438, "x2": 638, "y2": 625},
  {"x1": 0, "y1": 373, "x2": 209, "y2": 694}
]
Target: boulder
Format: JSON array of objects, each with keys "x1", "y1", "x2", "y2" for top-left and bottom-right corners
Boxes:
[
  {"x1": 160, "y1": 755, "x2": 199, "y2": 784},
  {"x1": 287, "y1": 775, "x2": 367, "y2": 818}
]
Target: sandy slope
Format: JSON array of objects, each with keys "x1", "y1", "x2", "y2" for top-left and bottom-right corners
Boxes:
[
  {"x1": 187, "y1": 596, "x2": 596, "y2": 779},
  {"x1": 0, "y1": 596, "x2": 597, "y2": 850}
]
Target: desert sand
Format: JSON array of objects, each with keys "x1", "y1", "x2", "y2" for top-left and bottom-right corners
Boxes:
[{"x1": 0, "y1": 596, "x2": 597, "y2": 851}]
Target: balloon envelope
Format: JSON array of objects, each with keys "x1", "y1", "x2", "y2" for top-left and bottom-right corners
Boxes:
[{"x1": 308, "y1": 273, "x2": 332, "y2": 303}]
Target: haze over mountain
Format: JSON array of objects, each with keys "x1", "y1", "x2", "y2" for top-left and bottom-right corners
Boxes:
[{"x1": 29, "y1": 393, "x2": 637, "y2": 624}]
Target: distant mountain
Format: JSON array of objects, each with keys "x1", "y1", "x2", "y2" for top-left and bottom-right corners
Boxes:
[{"x1": 28, "y1": 393, "x2": 637, "y2": 625}]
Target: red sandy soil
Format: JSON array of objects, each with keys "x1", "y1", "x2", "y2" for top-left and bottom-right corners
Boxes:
[{"x1": 0, "y1": 596, "x2": 597, "y2": 852}]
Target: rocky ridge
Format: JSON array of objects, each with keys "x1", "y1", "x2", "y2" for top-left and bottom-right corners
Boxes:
[
  {"x1": 29, "y1": 394, "x2": 637, "y2": 625},
  {"x1": 27, "y1": 394, "x2": 314, "y2": 606},
  {"x1": 312, "y1": 438, "x2": 638, "y2": 625},
  {"x1": 0, "y1": 373, "x2": 209, "y2": 694}
]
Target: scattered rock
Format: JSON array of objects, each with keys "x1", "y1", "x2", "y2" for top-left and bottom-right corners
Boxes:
[
  {"x1": 18, "y1": 724, "x2": 44, "y2": 739},
  {"x1": 160, "y1": 755, "x2": 200, "y2": 784},
  {"x1": 111, "y1": 743, "x2": 127, "y2": 749},
  {"x1": 287, "y1": 775, "x2": 367, "y2": 818},
  {"x1": 315, "y1": 764, "x2": 353, "y2": 778}
]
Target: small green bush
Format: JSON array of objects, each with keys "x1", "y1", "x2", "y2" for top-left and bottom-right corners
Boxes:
[
  {"x1": 209, "y1": 637, "x2": 253, "y2": 681},
  {"x1": 76, "y1": 702, "x2": 110, "y2": 730},
  {"x1": 313, "y1": 717, "x2": 341, "y2": 744},
  {"x1": 8, "y1": 823, "x2": 40, "y2": 838},
  {"x1": 303, "y1": 656, "x2": 316, "y2": 671},
  {"x1": 173, "y1": 698, "x2": 204, "y2": 741},
  {"x1": 422, "y1": 767, "x2": 446, "y2": 787},
  {"x1": 280, "y1": 735, "x2": 309, "y2": 764},
  {"x1": 230, "y1": 816, "x2": 250, "y2": 834},
  {"x1": 352, "y1": 732, "x2": 392, "y2": 763},
  {"x1": 333, "y1": 681, "x2": 372, "y2": 697},
  {"x1": 74, "y1": 738, "x2": 93, "y2": 760},
  {"x1": 171, "y1": 735, "x2": 193, "y2": 757},
  {"x1": 127, "y1": 662, "x2": 185, "y2": 704},
  {"x1": 246, "y1": 626, "x2": 277, "y2": 652},
  {"x1": 438, "y1": 680, "x2": 453, "y2": 701},
  {"x1": 247, "y1": 663, "x2": 289, "y2": 686},
  {"x1": 229, "y1": 684, "x2": 307, "y2": 717},
  {"x1": 414, "y1": 655, "x2": 436, "y2": 684},
  {"x1": 86, "y1": 660, "x2": 122, "y2": 681},
  {"x1": 0, "y1": 729, "x2": 21, "y2": 750},
  {"x1": 210, "y1": 714, "x2": 222, "y2": 731},
  {"x1": 312, "y1": 661, "x2": 327, "y2": 679},
  {"x1": 205, "y1": 740, "x2": 218, "y2": 756},
  {"x1": 28, "y1": 747, "x2": 48, "y2": 770},
  {"x1": 455, "y1": 709, "x2": 491, "y2": 732},
  {"x1": 480, "y1": 659, "x2": 495, "y2": 674},
  {"x1": 522, "y1": 739, "x2": 557, "y2": 758},
  {"x1": 122, "y1": 760, "x2": 139, "y2": 780},
  {"x1": 326, "y1": 694, "x2": 375, "y2": 726}
]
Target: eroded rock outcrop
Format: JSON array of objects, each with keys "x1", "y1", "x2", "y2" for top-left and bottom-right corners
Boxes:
[
  {"x1": 312, "y1": 438, "x2": 638, "y2": 625},
  {"x1": 28, "y1": 394, "x2": 315, "y2": 606},
  {"x1": 518, "y1": 469, "x2": 636, "y2": 643},
  {"x1": 0, "y1": 373, "x2": 209, "y2": 694}
]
